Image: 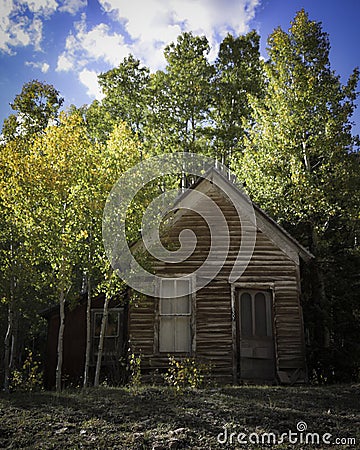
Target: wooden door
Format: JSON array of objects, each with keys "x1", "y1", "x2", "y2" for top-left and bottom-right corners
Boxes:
[{"x1": 237, "y1": 290, "x2": 275, "y2": 381}]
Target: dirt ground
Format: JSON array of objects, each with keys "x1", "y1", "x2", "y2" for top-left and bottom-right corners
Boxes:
[{"x1": 0, "y1": 384, "x2": 359, "y2": 449}]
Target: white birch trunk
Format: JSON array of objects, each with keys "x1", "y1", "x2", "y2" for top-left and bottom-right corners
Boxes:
[
  {"x1": 83, "y1": 274, "x2": 91, "y2": 388},
  {"x1": 9, "y1": 310, "x2": 18, "y2": 372},
  {"x1": 4, "y1": 241, "x2": 15, "y2": 393},
  {"x1": 94, "y1": 294, "x2": 110, "y2": 387},
  {"x1": 55, "y1": 288, "x2": 65, "y2": 392},
  {"x1": 3, "y1": 301, "x2": 14, "y2": 393}
]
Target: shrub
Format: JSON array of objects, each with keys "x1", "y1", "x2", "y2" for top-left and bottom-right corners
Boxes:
[
  {"x1": 164, "y1": 356, "x2": 210, "y2": 391},
  {"x1": 11, "y1": 349, "x2": 43, "y2": 392},
  {"x1": 128, "y1": 351, "x2": 142, "y2": 388}
]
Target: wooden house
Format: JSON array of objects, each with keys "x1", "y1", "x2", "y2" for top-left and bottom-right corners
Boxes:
[
  {"x1": 44, "y1": 168, "x2": 312, "y2": 386},
  {"x1": 128, "y1": 168, "x2": 313, "y2": 384}
]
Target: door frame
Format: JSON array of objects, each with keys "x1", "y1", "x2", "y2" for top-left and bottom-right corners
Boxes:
[{"x1": 230, "y1": 282, "x2": 276, "y2": 383}]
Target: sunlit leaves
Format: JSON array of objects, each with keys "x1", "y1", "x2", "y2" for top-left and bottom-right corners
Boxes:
[
  {"x1": 211, "y1": 31, "x2": 264, "y2": 165},
  {"x1": 98, "y1": 55, "x2": 150, "y2": 138},
  {"x1": 240, "y1": 9, "x2": 359, "y2": 229},
  {"x1": 1, "y1": 80, "x2": 64, "y2": 142}
]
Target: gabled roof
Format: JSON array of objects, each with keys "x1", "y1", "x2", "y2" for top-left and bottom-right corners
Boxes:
[{"x1": 169, "y1": 167, "x2": 313, "y2": 264}]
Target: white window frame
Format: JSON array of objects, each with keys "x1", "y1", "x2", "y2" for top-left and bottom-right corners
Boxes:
[{"x1": 157, "y1": 277, "x2": 193, "y2": 354}]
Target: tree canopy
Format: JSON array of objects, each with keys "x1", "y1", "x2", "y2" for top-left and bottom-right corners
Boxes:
[
  {"x1": 1, "y1": 10, "x2": 359, "y2": 386},
  {"x1": 1, "y1": 80, "x2": 64, "y2": 141}
]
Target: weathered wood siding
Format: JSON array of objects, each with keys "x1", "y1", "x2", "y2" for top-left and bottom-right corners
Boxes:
[
  {"x1": 44, "y1": 296, "x2": 127, "y2": 388},
  {"x1": 129, "y1": 181, "x2": 306, "y2": 383}
]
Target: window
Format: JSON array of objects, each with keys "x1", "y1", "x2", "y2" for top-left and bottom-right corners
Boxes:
[
  {"x1": 159, "y1": 278, "x2": 192, "y2": 353},
  {"x1": 239, "y1": 291, "x2": 272, "y2": 337},
  {"x1": 93, "y1": 310, "x2": 120, "y2": 337},
  {"x1": 91, "y1": 308, "x2": 122, "y2": 363}
]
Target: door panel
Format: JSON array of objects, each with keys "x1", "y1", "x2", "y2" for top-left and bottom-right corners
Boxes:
[{"x1": 237, "y1": 290, "x2": 275, "y2": 381}]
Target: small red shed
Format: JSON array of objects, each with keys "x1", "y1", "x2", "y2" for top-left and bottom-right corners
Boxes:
[{"x1": 43, "y1": 294, "x2": 127, "y2": 388}]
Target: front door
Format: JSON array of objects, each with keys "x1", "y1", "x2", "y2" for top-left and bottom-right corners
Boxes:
[{"x1": 237, "y1": 290, "x2": 275, "y2": 381}]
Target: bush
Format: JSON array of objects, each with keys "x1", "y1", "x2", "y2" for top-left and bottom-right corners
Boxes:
[
  {"x1": 11, "y1": 349, "x2": 43, "y2": 392},
  {"x1": 164, "y1": 356, "x2": 210, "y2": 391},
  {"x1": 128, "y1": 352, "x2": 142, "y2": 388}
]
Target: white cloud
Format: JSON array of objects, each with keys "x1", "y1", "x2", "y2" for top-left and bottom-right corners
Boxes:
[
  {"x1": 58, "y1": 0, "x2": 261, "y2": 97},
  {"x1": 78, "y1": 68, "x2": 105, "y2": 100},
  {"x1": 23, "y1": 0, "x2": 58, "y2": 17},
  {"x1": 56, "y1": 14, "x2": 132, "y2": 72},
  {"x1": 58, "y1": 0, "x2": 261, "y2": 69},
  {"x1": 0, "y1": 0, "x2": 86, "y2": 54},
  {"x1": 73, "y1": 21, "x2": 130, "y2": 67},
  {"x1": 59, "y1": 0, "x2": 87, "y2": 15},
  {"x1": 29, "y1": 18, "x2": 43, "y2": 51},
  {"x1": 98, "y1": 0, "x2": 261, "y2": 66},
  {"x1": 22, "y1": 0, "x2": 86, "y2": 16},
  {"x1": 56, "y1": 52, "x2": 74, "y2": 71},
  {"x1": 25, "y1": 60, "x2": 50, "y2": 72},
  {"x1": 42, "y1": 62, "x2": 50, "y2": 72},
  {"x1": 0, "y1": 0, "x2": 44, "y2": 53}
]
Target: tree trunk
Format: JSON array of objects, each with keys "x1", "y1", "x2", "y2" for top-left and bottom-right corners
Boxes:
[
  {"x1": 310, "y1": 225, "x2": 330, "y2": 348},
  {"x1": 83, "y1": 273, "x2": 91, "y2": 388},
  {"x1": 9, "y1": 309, "x2": 18, "y2": 372},
  {"x1": 3, "y1": 300, "x2": 14, "y2": 393},
  {"x1": 94, "y1": 294, "x2": 110, "y2": 387},
  {"x1": 55, "y1": 288, "x2": 65, "y2": 392}
]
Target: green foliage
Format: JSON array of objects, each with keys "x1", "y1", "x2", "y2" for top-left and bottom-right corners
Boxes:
[
  {"x1": 82, "y1": 100, "x2": 114, "y2": 144},
  {"x1": 96, "y1": 30, "x2": 264, "y2": 164},
  {"x1": 146, "y1": 32, "x2": 214, "y2": 156},
  {"x1": 239, "y1": 9, "x2": 360, "y2": 382},
  {"x1": 128, "y1": 352, "x2": 142, "y2": 390},
  {"x1": 2, "y1": 80, "x2": 63, "y2": 141},
  {"x1": 163, "y1": 356, "x2": 209, "y2": 391},
  {"x1": 98, "y1": 54, "x2": 150, "y2": 137},
  {"x1": 28, "y1": 112, "x2": 97, "y2": 294},
  {"x1": 240, "y1": 9, "x2": 359, "y2": 225},
  {"x1": 11, "y1": 349, "x2": 43, "y2": 392},
  {"x1": 211, "y1": 30, "x2": 264, "y2": 165}
]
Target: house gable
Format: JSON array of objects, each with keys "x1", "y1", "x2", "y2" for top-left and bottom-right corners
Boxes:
[{"x1": 168, "y1": 168, "x2": 313, "y2": 265}]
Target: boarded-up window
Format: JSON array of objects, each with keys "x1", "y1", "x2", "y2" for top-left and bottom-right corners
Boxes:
[
  {"x1": 159, "y1": 279, "x2": 191, "y2": 353},
  {"x1": 239, "y1": 291, "x2": 272, "y2": 337}
]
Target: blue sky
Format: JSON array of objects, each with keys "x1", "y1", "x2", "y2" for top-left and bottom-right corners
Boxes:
[{"x1": 1, "y1": 0, "x2": 360, "y2": 136}]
